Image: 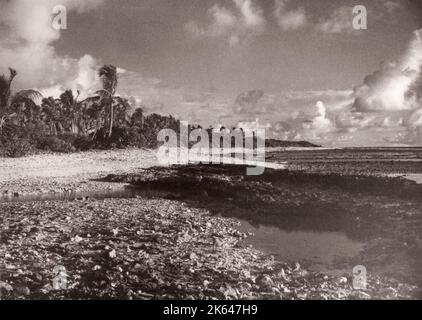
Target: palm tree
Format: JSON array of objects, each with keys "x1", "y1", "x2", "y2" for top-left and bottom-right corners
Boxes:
[
  {"x1": 0, "y1": 68, "x2": 17, "y2": 109},
  {"x1": 97, "y1": 65, "x2": 118, "y2": 138},
  {"x1": 41, "y1": 97, "x2": 63, "y2": 136},
  {"x1": 131, "y1": 107, "x2": 144, "y2": 129},
  {"x1": 77, "y1": 95, "x2": 103, "y2": 135},
  {"x1": 112, "y1": 96, "x2": 132, "y2": 128},
  {"x1": 0, "y1": 68, "x2": 42, "y2": 136},
  {"x1": 142, "y1": 113, "x2": 180, "y2": 148},
  {"x1": 60, "y1": 90, "x2": 80, "y2": 134}
]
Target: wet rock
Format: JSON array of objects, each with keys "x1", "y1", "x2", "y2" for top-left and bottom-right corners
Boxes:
[
  {"x1": 256, "y1": 275, "x2": 274, "y2": 289},
  {"x1": 15, "y1": 286, "x2": 30, "y2": 296},
  {"x1": 0, "y1": 282, "x2": 13, "y2": 294}
]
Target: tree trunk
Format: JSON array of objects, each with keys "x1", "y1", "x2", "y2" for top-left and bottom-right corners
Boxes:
[
  {"x1": 108, "y1": 101, "x2": 114, "y2": 138},
  {"x1": 72, "y1": 118, "x2": 78, "y2": 134}
]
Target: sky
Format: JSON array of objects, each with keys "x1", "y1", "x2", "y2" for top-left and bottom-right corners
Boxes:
[{"x1": 0, "y1": 0, "x2": 422, "y2": 146}]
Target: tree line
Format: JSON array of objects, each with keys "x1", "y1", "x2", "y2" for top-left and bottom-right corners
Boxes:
[{"x1": 0, "y1": 64, "x2": 183, "y2": 157}]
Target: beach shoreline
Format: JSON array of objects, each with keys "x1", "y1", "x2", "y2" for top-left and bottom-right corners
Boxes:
[
  {"x1": 1, "y1": 149, "x2": 421, "y2": 299},
  {"x1": 0, "y1": 148, "x2": 159, "y2": 197}
]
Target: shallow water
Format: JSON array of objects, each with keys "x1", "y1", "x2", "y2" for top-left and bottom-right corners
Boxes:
[
  {"x1": 0, "y1": 188, "x2": 136, "y2": 203},
  {"x1": 388, "y1": 173, "x2": 422, "y2": 184},
  {"x1": 238, "y1": 220, "x2": 364, "y2": 276},
  {"x1": 0, "y1": 187, "x2": 176, "y2": 203}
]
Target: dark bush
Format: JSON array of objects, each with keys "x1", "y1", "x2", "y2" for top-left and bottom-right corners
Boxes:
[
  {"x1": 92, "y1": 127, "x2": 137, "y2": 149},
  {"x1": 72, "y1": 135, "x2": 94, "y2": 151},
  {"x1": 126, "y1": 127, "x2": 148, "y2": 148},
  {"x1": 22, "y1": 122, "x2": 50, "y2": 141},
  {"x1": 36, "y1": 136, "x2": 76, "y2": 153},
  {"x1": 0, "y1": 137, "x2": 34, "y2": 158}
]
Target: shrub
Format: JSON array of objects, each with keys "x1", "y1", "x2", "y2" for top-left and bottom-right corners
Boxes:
[
  {"x1": 125, "y1": 127, "x2": 148, "y2": 148},
  {"x1": 91, "y1": 127, "x2": 136, "y2": 149},
  {"x1": 72, "y1": 135, "x2": 94, "y2": 151},
  {"x1": 36, "y1": 136, "x2": 76, "y2": 153},
  {"x1": 0, "y1": 137, "x2": 34, "y2": 158}
]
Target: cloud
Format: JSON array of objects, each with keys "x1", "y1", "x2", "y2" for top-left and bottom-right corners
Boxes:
[
  {"x1": 233, "y1": 0, "x2": 265, "y2": 28},
  {"x1": 236, "y1": 118, "x2": 271, "y2": 138},
  {"x1": 404, "y1": 108, "x2": 422, "y2": 131},
  {"x1": 317, "y1": 28, "x2": 422, "y2": 145},
  {"x1": 301, "y1": 101, "x2": 335, "y2": 138},
  {"x1": 397, "y1": 108, "x2": 422, "y2": 144},
  {"x1": 234, "y1": 89, "x2": 265, "y2": 113},
  {"x1": 316, "y1": 1, "x2": 405, "y2": 35},
  {"x1": 274, "y1": 0, "x2": 307, "y2": 31},
  {"x1": 317, "y1": 6, "x2": 355, "y2": 34},
  {"x1": 186, "y1": 5, "x2": 236, "y2": 39},
  {"x1": 267, "y1": 97, "x2": 342, "y2": 141},
  {"x1": 352, "y1": 29, "x2": 422, "y2": 112},
  {"x1": 0, "y1": 0, "x2": 105, "y2": 98},
  {"x1": 336, "y1": 111, "x2": 376, "y2": 133},
  {"x1": 186, "y1": 0, "x2": 266, "y2": 46},
  {"x1": 383, "y1": 1, "x2": 402, "y2": 14}
]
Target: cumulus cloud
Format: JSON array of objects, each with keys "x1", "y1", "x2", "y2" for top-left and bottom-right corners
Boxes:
[
  {"x1": 0, "y1": 0, "x2": 105, "y2": 98},
  {"x1": 406, "y1": 108, "x2": 422, "y2": 130},
  {"x1": 233, "y1": 0, "x2": 265, "y2": 28},
  {"x1": 352, "y1": 29, "x2": 422, "y2": 112},
  {"x1": 400, "y1": 108, "x2": 422, "y2": 143},
  {"x1": 336, "y1": 111, "x2": 376, "y2": 133},
  {"x1": 274, "y1": 0, "x2": 307, "y2": 31},
  {"x1": 323, "y1": 28, "x2": 422, "y2": 145},
  {"x1": 301, "y1": 101, "x2": 334, "y2": 138},
  {"x1": 268, "y1": 99, "x2": 339, "y2": 141},
  {"x1": 185, "y1": 0, "x2": 266, "y2": 46},
  {"x1": 317, "y1": 6, "x2": 355, "y2": 34}
]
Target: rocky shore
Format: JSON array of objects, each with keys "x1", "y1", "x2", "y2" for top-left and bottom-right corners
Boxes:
[
  {"x1": 0, "y1": 198, "x2": 415, "y2": 300},
  {"x1": 0, "y1": 149, "x2": 158, "y2": 197},
  {"x1": 0, "y1": 151, "x2": 420, "y2": 299}
]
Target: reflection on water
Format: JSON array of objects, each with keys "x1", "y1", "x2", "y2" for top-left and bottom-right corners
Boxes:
[
  {"x1": 238, "y1": 219, "x2": 364, "y2": 275},
  {"x1": 0, "y1": 188, "x2": 133, "y2": 203},
  {"x1": 388, "y1": 173, "x2": 422, "y2": 184},
  {"x1": 405, "y1": 174, "x2": 422, "y2": 184}
]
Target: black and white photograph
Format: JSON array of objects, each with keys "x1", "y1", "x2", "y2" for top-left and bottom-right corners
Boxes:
[{"x1": 1, "y1": 0, "x2": 422, "y2": 306}]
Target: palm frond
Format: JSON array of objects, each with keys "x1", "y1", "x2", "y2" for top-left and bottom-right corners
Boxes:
[
  {"x1": 8, "y1": 68, "x2": 17, "y2": 80},
  {"x1": 95, "y1": 89, "x2": 113, "y2": 96},
  {"x1": 0, "y1": 68, "x2": 17, "y2": 110},
  {"x1": 0, "y1": 74, "x2": 9, "y2": 93},
  {"x1": 13, "y1": 89, "x2": 43, "y2": 102},
  {"x1": 98, "y1": 65, "x2": 118, "y2": 95}
]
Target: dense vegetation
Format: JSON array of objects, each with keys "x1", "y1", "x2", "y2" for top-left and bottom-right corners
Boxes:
[
  {"x1": 0, "y1": 65, "x2": 183, "y2": 157},
  {"x1": 265, "y1": 139, "x2": 320, "y2": 148}
]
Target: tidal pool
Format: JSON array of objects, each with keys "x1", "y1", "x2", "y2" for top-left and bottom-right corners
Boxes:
[{"x1": 238, "y1": 219, "x2": 364, "y2": 276}]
